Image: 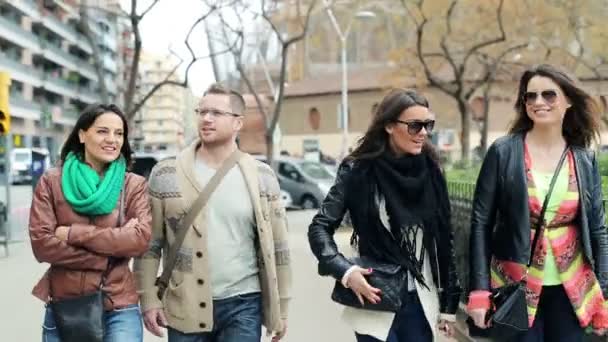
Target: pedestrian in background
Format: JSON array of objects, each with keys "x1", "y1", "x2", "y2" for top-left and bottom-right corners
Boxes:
[
  {"x1": 29, "y1": 103, "x2": 152, "y2": 341},
  {"x1": 308, "y1": 88, "x2": 461, "y2": 342},
  {"x1": 134, "y1": 83, "x2": 291, "y2": 342},
  {"x1": 468, "y1": 64, "x2": 608, "y2": 341}
]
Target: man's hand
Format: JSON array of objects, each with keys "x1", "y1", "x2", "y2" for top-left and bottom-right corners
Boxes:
[
  {"x1": 55, "y1": 226, "x2": 70, "y2": 241},
  {"x1": 143, "y1": 308, "x2": 167, "y2": 337},
  {"x1": 271, "y1": 319, "x2": 288, "y2": 342}
]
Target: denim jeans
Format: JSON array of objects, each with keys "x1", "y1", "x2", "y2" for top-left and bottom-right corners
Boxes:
[
  {"x1": 42, "y1": 304, "x2": 143, "y2": 342},
  {"x1": 168, "y1": 292, "x2": 262, "y2": 342},
  {"x1": 355, "y1": 291, "x2": 433, "y2": 342}
]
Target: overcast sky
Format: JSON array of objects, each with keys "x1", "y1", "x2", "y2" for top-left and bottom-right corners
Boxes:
[{"x1": 119, "y1": 0, "x2": 217, "y2": 96}]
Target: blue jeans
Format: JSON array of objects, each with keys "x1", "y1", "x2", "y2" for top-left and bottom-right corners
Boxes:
[
  {"x1": 355, "y1": 291, "x2": 433, "y2": 342},
  {"x1": 168, "y1": 292, "x2": 262, "y2": 342},
  {"x1": 42, "y1": 304, "x2": 143, "y2": 342}
]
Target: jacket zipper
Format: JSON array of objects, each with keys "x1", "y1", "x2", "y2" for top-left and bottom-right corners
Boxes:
[{"x1": 434, "y1": 239, "x2": 443, "y2": 293}]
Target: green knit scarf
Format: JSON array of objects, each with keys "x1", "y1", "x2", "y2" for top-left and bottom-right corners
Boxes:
[{"x1": 61, "y1": 152, "x2": 126, "y2": 216}]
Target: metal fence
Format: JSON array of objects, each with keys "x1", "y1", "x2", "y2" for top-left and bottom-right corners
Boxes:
[
  {"x1": 446, "y1": 181, "x2": 476, "y2": 296},
  {"x1": 447, "y1": 180, "x2": 608, "y2": 296}
]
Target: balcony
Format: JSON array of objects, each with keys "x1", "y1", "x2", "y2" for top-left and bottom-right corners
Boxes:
[
  {"x1": 41, "y1": 73, "x2": 101, "y2": 104},
  {"x1": 10, "y1": 92, "x2": 41, "y2": 120},
  {"x1": 8, "y1": 1, "x2": 39, "y2": 21},
  {"x1": 41, "y1": 14, "x2": 93, "y2": 55},
  {"x1": 0, "y1": 53, "x2": 43, "y2": 87},
  {"x1": 0, "y1": 15, "x2": 39, "y2": 52},
  {"x1": 39, "y1": 39, "x2": 96, "y2": 80}
]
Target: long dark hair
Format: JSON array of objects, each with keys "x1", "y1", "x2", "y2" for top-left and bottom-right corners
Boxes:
[
  {"x1": 60, "y1": 103, "x2": 133, "y2": 167},
  {"x1": 510, "y1": 64, "x2": 600, "y2": 148},
  {"x1": 348, "y1": 88, "x2": 437, "y2": 161}
]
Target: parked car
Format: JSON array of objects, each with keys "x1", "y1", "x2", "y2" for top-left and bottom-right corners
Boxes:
[
  {"x1": 10, "y1": 147, "x2": 51, "y2": 184},
  {"x1": 254, "y1": 155, "x2": 334, "y2": 210},
  {"x1": 280, "y1": 190, "x2": 293, "y2": 210},
  {"x1": 131, "y1": 152, "x2": 173, "y2": 179}
]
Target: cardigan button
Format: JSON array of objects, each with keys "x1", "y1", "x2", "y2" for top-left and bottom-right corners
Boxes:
[
  {"x1": 199, "y1": 302, "x2": 206, "y2": 308},
  {"x1": 196, "y1": 251, "x2": 203, "y2": 258},
  {"x1": 199, "y1": 322, "x2": 206, "y2": 328},
  {"x1": 197, "y1": 279, "x2": 204, "y2": 285}
]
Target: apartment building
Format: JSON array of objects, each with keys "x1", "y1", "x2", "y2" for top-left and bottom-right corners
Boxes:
[
  {"x1": 0, "y1": 0, "x2": 120, "y2": 161},
  {"x1": 133, "y1": 53, "x2": 194, "y2": 153}
]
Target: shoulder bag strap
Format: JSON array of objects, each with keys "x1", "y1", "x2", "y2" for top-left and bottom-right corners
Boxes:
[
  {"x1": 527, "y1": 147, "x2": 569, "y2": 269},
  {"x1": 155, "y1": 149, "x2": 243, "y2": 299}
]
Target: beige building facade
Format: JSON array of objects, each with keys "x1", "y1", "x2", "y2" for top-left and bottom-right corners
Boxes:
[{"x1": 133, "y1": 54, "x2": 195, "y2": 153}]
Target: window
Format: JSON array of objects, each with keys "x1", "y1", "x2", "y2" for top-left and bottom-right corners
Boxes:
[
  {"x1": 278, "y1": 162, "x2": 300, "y2": 181},
  {"x1": 299, "y1": 161, "x2": 333, "y2": 180}
]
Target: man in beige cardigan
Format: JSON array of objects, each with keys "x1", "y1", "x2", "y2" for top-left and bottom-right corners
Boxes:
[{"x1": 134, "y1": 84, "x2": 292, "y2": 342}]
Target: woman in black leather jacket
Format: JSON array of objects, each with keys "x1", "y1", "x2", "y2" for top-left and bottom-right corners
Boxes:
[
  {"x1": 468, "y1": 64, "x2": 608, "y2": 341},
  {"x1": 308, "y1": 89, "x2": 461, "y2": 342}
]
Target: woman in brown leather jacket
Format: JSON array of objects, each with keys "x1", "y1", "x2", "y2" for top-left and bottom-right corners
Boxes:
[{"x1": 29, "y1": 104, "x2": 152, "y2": 342}]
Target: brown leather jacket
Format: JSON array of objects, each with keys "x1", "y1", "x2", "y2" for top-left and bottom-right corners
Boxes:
[{"x1": 29, "y1": 167, "x2": 152, "y2": 310}]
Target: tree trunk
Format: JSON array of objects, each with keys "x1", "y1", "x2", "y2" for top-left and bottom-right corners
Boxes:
[
  {"x1": 457, "y1": 99, "x2": 470, "y2": 162},
  {"x1": 265, "y1": 132, "x2": 276, "y2": 172},
  {"x1": 480, "y1": 85, "x2": 492, "y2": 157}
]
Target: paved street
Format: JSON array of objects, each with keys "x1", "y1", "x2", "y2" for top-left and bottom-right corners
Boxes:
[{"x1": 0, "y1": 199, "x2": 456, "y2": 341}]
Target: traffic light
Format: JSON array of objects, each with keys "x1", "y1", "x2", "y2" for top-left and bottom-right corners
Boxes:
[{"x1": 0, "y1": 72, "x2": 10, "y2": 135}]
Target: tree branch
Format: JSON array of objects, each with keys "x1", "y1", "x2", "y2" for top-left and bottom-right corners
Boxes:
[
  {"x1": 461, "y1": 0, "x2": 506, "y2": 71},
  {"x1": 138, "y1": 0, "x2": 160, "y2": 20},
  {"x1": 464, "y1": 43, "x2": 527, "y2": 100}
]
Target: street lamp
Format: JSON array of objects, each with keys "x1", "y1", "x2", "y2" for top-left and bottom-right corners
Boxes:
[{"x1": 324, "y1": 3, "x2": 376, "y2": 159}]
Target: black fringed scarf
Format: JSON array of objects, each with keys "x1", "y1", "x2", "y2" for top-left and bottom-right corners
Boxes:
[{"x1": 350, "y1": 151, "x2": 448, "y2": 288}]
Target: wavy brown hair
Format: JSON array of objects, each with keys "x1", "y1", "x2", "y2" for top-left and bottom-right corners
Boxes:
[
  {"x1": 348, "y1": 88, "x2": 438, "y2": 161},
  {"x1": 509, "y1": 64, "x2": 600, "y2": 148}
]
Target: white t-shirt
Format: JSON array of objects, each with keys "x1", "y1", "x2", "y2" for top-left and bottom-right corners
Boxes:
[{"x1": 194, "y1": 158, "x2": 261, "y2": 299}]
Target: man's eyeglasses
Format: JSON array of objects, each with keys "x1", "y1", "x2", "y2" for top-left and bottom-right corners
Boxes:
[
  {"x1": 195, "y1": 108, "x2": 241, "y2": 118},
  {"x1": 523, "y1": 90, "x2": 558, "y2": 106},
  {"x1": 395, "y1": 119, "x2": 435, "y2": 135}
]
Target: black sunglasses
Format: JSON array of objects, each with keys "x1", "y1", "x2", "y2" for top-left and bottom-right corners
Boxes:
[
  {"x1": 395, "y1": 119, "x2": 435, "y2": 135},
  {"x1": 523, "y1": 90, "x2": 558, "y2": 105}
]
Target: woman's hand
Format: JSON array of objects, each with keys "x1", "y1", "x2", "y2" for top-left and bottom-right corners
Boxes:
[
  {"x1": 54, "y1": 226, "x2": 70, "y2": 241},
  {"x1": 437, "y1": 319, "x2": 456, "y2": 338},
  {"x1": 468, "y1": 308, "x2": 489, "y2": 329},
  {"x1": 345, "y1": 266, "x2": 382, "y2": 305}
]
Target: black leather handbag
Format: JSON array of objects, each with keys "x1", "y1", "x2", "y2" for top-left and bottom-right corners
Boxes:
[
  {"x1": 49, "y1": 188, "x2": 125, "y2": 342},
  {"x1": 331, "y1": 256, "x2": 407, "y2": 312},
  {"x1": 468, "y1": 148, "x2": 568, "y2": 341},
  {"x1": 50, "y1": 290, "x2": 105, "y2": 342}
]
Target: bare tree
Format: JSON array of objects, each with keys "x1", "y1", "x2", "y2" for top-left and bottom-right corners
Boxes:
[
  {"x1": 401, "y1": 0, "x2": 520, "y2": 162},
  {"x1": 81, "y1": 0, "x2": 237, "y2": 122},
  {"x1": 214, "y1": 0, "x2": 317, "y2": 166},
  {"x1": 475, "y1": 45, "x2": 526, "y2": 156}
]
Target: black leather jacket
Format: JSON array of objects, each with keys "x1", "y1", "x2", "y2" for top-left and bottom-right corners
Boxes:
[
  {"x1": 308, "y1": 159, "x2": 461, "y2": 314},
  {"x1": 469, "y1": 134, "x2": 608, "y2": 296}
]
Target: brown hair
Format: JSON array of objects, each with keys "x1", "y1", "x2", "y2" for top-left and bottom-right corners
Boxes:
[
  {"x1": 203, "y1": 83, "x2": 246, "y2": 115},
  {"x1": 348, "y1": 88, "x2": 437, "y2": 161},
  {"x1": 509, "y1": 64, "x2": 600, "y2": 148}
]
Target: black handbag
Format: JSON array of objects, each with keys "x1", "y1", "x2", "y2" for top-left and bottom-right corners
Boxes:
[
  {"x1": 50, "y1": 290, "x2": 105, "y2": 341},
  {"x1": 49, "y1": 188, "x2": 125, "y2": 342},
  {"x1": 468, "y1": 148, "x2": 568, "y2": 341},
  {"x1": 331, "y1": 256, "x2": 407, "y2": 312}
]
